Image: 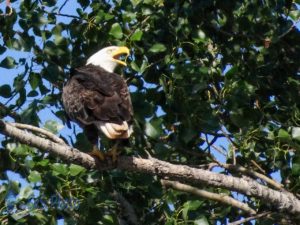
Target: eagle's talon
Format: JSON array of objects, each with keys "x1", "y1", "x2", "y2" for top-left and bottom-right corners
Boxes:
[
  {"x1": 89, "y1": 145, "x2": 106, "y2": 161},
  {"x1": 106, "y1": 145, "x2": 119, "y2": 163}
]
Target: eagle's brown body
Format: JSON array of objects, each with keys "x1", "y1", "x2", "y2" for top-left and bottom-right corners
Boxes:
[{"x1": 62, "y1": 64, "x2": 133, "y2": 145}]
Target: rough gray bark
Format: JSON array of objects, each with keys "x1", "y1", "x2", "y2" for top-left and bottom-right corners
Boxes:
[{"x1": 1, "y1": 120, "x2": 300, "y2": 217}]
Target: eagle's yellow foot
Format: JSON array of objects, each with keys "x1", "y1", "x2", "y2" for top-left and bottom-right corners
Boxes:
[
  {"x1": 106, "y1": 144, "x2": 119, "y2": 163},
  {"x1": 88, "y1": 145, "x2": 105, "y2": 161}
]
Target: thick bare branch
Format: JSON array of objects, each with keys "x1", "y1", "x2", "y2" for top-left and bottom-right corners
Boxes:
[
  {"x1": 1, "y1": 120, "x2": 300, "y2": 216},
  {"x1": 161, "y1": 179, "x2": 256, "y2": 215},
  {"x1": 0, "y1": 120, "x2": 98, "y2": 169},
  {"x1": 8, "y1": 122, "x2": 67, "y2": 146}
]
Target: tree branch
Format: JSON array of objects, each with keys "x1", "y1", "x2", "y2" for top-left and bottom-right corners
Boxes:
[
  {"x1": 1, "y1": 120, "x2": 300, "y2": 216},
  {"x1": 8, "y1": 122, "x2": 67, "y2": 146},
  {"x1": 228, "y1": 211, "x2": 271, "y2": 225},
  {"x1": 219, "y1": 163, "x2": 284, "y2": 190},
  {"x1": 161, "y1": 179, "x2": 256, "y2": 215}
]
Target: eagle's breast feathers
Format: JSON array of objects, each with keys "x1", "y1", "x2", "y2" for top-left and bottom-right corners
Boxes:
[{"x1": 62, "y1": 64, "x2": 133, "y2": 139}]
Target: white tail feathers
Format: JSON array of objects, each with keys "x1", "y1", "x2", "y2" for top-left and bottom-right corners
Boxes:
[{"x1": 97, "y1": 121, "x2": 133, "y2": 139}]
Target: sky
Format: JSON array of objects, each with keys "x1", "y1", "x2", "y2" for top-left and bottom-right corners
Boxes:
[
  {"x1": 0, "y1": 1, "x2": 80, "y2": 224},
  {"x1": 0, "y1": 0, "x2": 299, "y2": 224}
]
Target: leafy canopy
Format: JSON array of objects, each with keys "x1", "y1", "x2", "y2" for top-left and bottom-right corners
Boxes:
[{"x1": 0, "y1": 0, "x2": 300, "y2": 224}]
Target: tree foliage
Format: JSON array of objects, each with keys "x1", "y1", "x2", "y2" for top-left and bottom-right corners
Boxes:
[{"x1": 0, "y1": 0, "x2": 300, "y2": 224}]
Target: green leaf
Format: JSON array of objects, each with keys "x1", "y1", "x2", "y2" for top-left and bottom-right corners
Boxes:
[
  {"x1": 182, "y1": 200, "x2": 202, "y2": 221},
  {"x1": 291, "y1": 127, "x2": 300, "y2": 141},
  {"x1": 0, "y1": 56, "x2": 16, "y2": 69},
  {"x1": 0, "y1": 84, "x2": 12, "y2": 98},
  {"x1": 18, "y1": 186, "x2": 33, "y2": 200},
  {"x1": 28, "y1": 170, "x2": 41, "y2": 183},
  {"x1": 278, "y1": 129, "x2": 290, "y2": 141},
  {"x1": 44, "y1": 120, "x2": 64, "y2": 134},
  {"x1": 27, "y1": 90, "x2": 39, "y2": 97},
  {"x1": 292, "y1": 163, "x2": 300, "y2": 175},
  {"x1": 194, "y1": 216, "x2": 209, "y2": 225},
  {"x1": 149, "y1": 43, "x2": 167, "y2": 53},
  {"x1": 37, "y1": 159, "x2": 49, "y2": 167},
  {"x1": 8, "y1": 180, "x2": 20, "y2": 195},
  {"x1": 0, "y1": 45, "x2": 6, "y2": 54},
  {"x1": 145, "y1": 118, "x2": 163, "y2": 139},
  {"x1": 102, "y1": 214, "x2": 114, "y2": 224},
  {"x1": 51, "y1": 163, "x2": 68, "y2": 176},
  {"x1": 0, "y1": 184, "x2": 7, "y2": 204},
  {"x1": 25, "y1": 157, "x2": 35, "y2": 169},
  {"x1": 199, "y1": 67, "x2": 209, "y2": 74},
  {"x1": 109, "y1": 23, "x2": 123, "y2": 39},
  {"x1": 11, "y1": 145, "x2": 31, "y2": 156},
  {"x1": 11, "y1": 210, "x2": 29, "y2": 221},
  {"x1": 130, "y1": 29, "x2": 143, "y2": 41},
  {"x1": 131, "y1": 61, "x2": 140, "y2": 72},
  {"x1": 69, "y1": 164, "x2": 86, "y2": 176},
  {"x1": 182, "y1": 200, "x2": 203, "y2": 220},
  {"x1": 29, "y1": 73, "x2": 41, "y2": 90},
  {"x1": 186, "y1": 200, "x2": 202, "y2": 210}
]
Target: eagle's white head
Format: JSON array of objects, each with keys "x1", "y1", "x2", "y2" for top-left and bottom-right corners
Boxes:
[{"x1": 86, "y1": 46, "x2": 130, "y2": 73}]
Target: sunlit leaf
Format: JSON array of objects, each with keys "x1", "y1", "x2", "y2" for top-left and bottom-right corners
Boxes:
[
  {"x1": 44, "y1": 120, "x2": 64, "y2": 134},
  {"x1": 109, "y1": 23, "x2": 123, "y2": 39},
  {"x1": 149, "y1": 43, "x2": 166, "y2": 53},
  {"x1": 291, "y1": 127, "x2": 300, "y2": 141},
  {"x1": 130, "y1": 29, "x2": 143, "y2": 41},
  {"x1": 51, "y1": 163, "x2": 68, "y2": 176},
  {"x1": 0, "y1": 56, "x2": 16, "y2": 69},
  {"x1": 69, "y1": 164, "x2": 86, "y2": 176},
  {"x1": 28, "y1": 170, "x2": 41, "y2": 183},
  {"x1": 18, "y1": 186, "x2": 33, "y2": 200}
]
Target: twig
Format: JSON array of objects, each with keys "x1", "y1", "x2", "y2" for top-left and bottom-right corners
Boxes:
[
  {"x1": 0, "y1": 120, "x2": 299, "y2": 215},
  {"x1": 41, "y1": 9, "x2": 82, "y2": 20},
  {"x1": 58, "y1": 0, "x2": 69, "y2": 13},
  {"x1": 232, "y1": 146, "x2": 236, "y2": 165},
  {"x1": 250, "y1": 160, "x2": 266, "y2": 174},
  {"x1": 52, "y1": 12, "x2": 81, "y2": 20},
  {"x1": 228, "y1": 211, "x2": 271, "y2": 225},
  {"x1": 161, "y1": 179, "x2": 256, "y2": 215},
  {"x1": 220, "y1": 126, "x2": 238, "y2": 147},
  {"x1": 277, "y1": 17, "x2": 300, "y2": 40},
  {"x1": 8, "y1": 122, "x2": 67, "y2": 146},
  {"x1": 198, "y1": 136, "x2": 227, "y2": 156},
  {"x1": 219, "y1": 163, "x2": 284, "y2": 190}
]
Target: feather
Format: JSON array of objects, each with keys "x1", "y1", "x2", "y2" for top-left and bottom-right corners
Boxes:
[{"x1": 62, "y1": 64, "x2": 133, "y2": 140}]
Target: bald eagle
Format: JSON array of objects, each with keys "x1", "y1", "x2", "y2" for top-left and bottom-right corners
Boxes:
[{"x1": 62, "y1": 46, "x2": 133, "y2": 160}]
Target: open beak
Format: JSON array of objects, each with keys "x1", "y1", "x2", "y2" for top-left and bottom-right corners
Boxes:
[{"x1": 112, "y1": 46, "x2": 130, "y2": 66}]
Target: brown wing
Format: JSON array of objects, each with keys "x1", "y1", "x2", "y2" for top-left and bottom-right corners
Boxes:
[{"x1": 62, "y1": 64, "x2": 133, "y2": 128}]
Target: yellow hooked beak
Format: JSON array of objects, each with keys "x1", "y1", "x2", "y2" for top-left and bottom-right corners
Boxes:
[{"x1": 111, "y1": 46, "x2": 130, "y2": 66}]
